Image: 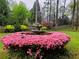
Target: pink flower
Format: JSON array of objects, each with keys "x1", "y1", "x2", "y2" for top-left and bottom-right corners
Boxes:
[
  {"x1": 40, "y1": 55, "x2": 43, "y2": 59},
  {"x1": 27, "y1": 49, "x2": 32, "y2": 56},
  {"x1": 35, "y1": 49, "x2": 41, "y2": 59},
  {"x1": 1, "y1": 32, "x2": 70, "y2": 49}
]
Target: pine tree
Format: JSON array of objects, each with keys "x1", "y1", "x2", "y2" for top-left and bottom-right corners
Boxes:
[{"x1": 30, "y1": 0, "x2": 41, "y2": 24}]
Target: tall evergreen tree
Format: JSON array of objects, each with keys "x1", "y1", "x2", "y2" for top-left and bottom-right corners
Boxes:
[
  {"x1": 30, "y1": 0, "x2": 41, "y2": 24},
  {"x1": 0, "y1": 0, "x2": 10, "y2": 26}
]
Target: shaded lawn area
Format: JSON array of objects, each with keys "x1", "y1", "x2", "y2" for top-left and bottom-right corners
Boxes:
[{"x1": 0, "y1": 31, "x2": 79, "y2": 59}]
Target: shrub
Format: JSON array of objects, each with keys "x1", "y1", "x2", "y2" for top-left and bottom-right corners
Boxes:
[
  {"x1": 4, "y1": 25, "x2": 15, "y2": 32},
  {"x1": 20, "y1": 25, "x2": 28, "y2": 31},
  {"x1": 41, "y1": 26, "x2": 47, "y2": 31}
]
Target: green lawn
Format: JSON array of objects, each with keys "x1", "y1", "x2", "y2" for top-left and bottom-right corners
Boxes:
[
  {"x1": 0, "y1": 33, "x2": 9, "y2": 59},
  {"x1": 0, "y1": 31, "x2": 79, "y2": 59},
  {"x1": 0, "y1": 33, "x2": 9, "y2": 49},
  {"x1": 65, "y1": 31, "x2": 79, "y2": 59}
]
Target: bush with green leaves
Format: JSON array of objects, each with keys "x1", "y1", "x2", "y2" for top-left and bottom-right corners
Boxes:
[
  {"x1": 20, "y1": 25, "x2": 29, "y2": 31},
  {"x1": 4, "y1": 25, "x2": 15, "y2": 32}
]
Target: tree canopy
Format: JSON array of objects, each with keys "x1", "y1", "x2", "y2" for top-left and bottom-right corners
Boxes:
[
  {"x1": 12, "y1": 1, "x2": 31, "y2": 25},
  {"x1": 0, "y1": 0, "x2": 10, "y2": 26}
]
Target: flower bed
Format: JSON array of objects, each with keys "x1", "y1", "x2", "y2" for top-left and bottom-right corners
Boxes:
[{"x1": 1, "y1": 32, "x2": 70, "y2": 59}]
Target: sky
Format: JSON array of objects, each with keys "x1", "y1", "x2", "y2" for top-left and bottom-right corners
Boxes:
[
  {"x1": 15, "y1": 0, "x2": 70, "y2": 10},
  {"x1": 15, "y1": 0, "x2": 45, "y2": 10}
]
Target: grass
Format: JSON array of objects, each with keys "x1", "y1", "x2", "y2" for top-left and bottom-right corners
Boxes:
[
  {"x1": 0, "y1": 31, "x2": 79, "y2": 59},
  {"x1": 65, "y1": 31, "x2": 79, "y2": 59},
  {"x1": 0, "y1": 33, "x2": 10, "y2": 59},
  {"x1": 0, "y1": 33, "x2": 9, "y2": 49},
  {"x1": 51, "y1": 25, "x2": 79, "y2": 31}
]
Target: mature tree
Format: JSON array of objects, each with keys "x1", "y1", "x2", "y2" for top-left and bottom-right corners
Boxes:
[
  {"x1": 55, "y1": 0, "x2": 59, "y2": 27},
  {"x1": 0, "y1": 0, "x2": 10, "y2": 26},
  {"x1": 71, "y1": 0, "x2": 76, "y2": 28},
  {"x1": 8, "y1": 0, "x2": 17, "y2": 10},
  {"x1": 12, "y1": 1, "x2": 31, "y2": 25},
  {"x1": 75, "y1": 0, "x2": 79, "y2": 31},
  {"x1": 30, "y1": 0, "x2": 41, "y2": 24},
  {"x1": 69, "y1": 0, "x2": 79, "y2": 30},
  {"x1": 63, "y1": 0, "x2": 66, "y2": 15}
]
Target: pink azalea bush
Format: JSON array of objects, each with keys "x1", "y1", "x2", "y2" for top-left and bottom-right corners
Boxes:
[{"x1": 1, "y1": 32, "x2": 70, "y2": 59}]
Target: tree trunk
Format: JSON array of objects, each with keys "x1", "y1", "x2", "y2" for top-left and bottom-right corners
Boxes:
[
  {"x1": 49, "y1": 0, "x2": 52, "y2": 21},
  {"x1": 75, "y1": 0, "x2": 79, "y2": 31},
  {"x1": 55, "y1": 0, "x2": 59, "y2": 27},
  {"x1": 72, "y1": 0, "x2": 76, "y2": 29}
]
